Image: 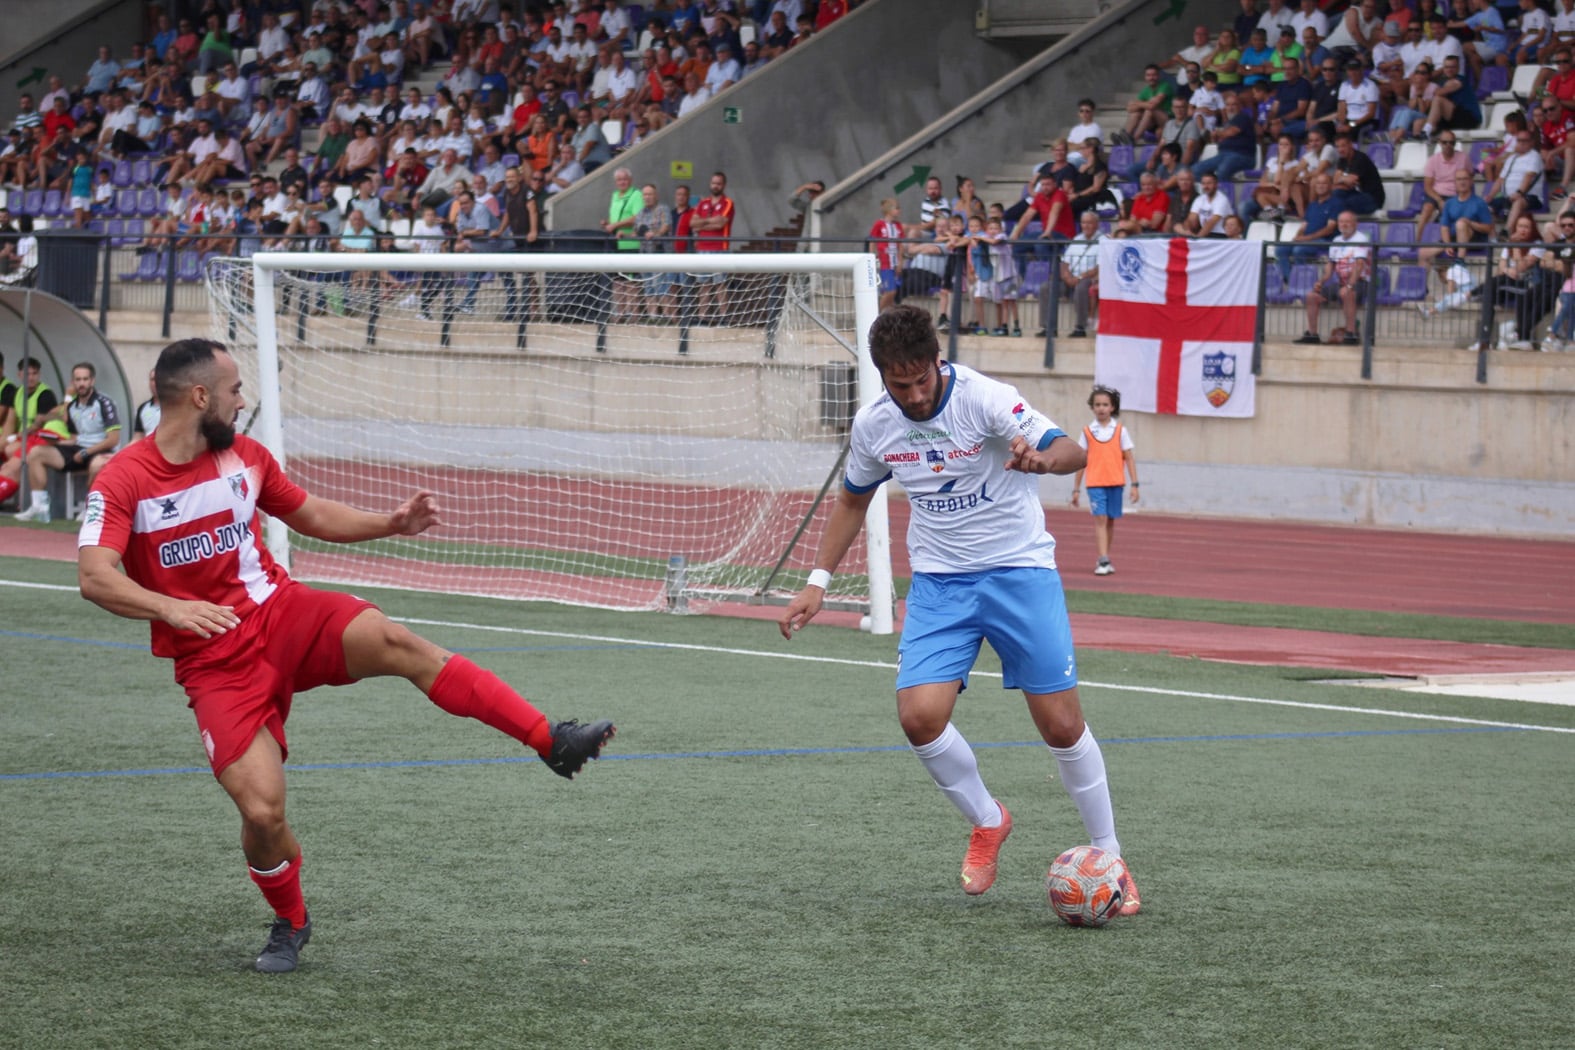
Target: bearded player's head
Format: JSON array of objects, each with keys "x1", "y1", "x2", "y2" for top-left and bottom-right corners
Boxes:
[
  {"x1": 868, "y1": 304, "x2": 946, "y2": 422},
  {"x1": 155, "y1": 338, "x2": 245, "y2": 451}
]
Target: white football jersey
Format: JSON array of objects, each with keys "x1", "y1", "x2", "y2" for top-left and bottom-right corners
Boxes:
[{"x1": 846, "y1": 362, "x2": 1067, "y2": 574}]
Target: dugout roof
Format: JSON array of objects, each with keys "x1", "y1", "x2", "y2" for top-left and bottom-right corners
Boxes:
[{"x1": 0, "y1": 288, "x2": 132, "y2": 447}]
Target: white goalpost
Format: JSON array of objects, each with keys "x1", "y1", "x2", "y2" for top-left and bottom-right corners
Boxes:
[{"x1": 207, "y1": 250, "x2": 894, "y2": 633}]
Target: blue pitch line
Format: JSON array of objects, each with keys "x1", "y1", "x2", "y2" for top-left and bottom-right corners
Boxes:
[
  {"x1": 0, "y1": 725, "x2": 1528, "y2": 782},
  {"x1": 0, "y1": 629, "x2": 144, "y2": 651}
]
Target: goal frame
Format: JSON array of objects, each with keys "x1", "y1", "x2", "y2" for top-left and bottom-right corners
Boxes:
[{"x1": 246, "y1": 250, "x2": 894, "y2": 633}]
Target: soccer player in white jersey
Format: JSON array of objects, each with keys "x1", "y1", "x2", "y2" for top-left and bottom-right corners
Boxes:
[
  {"x1": 779, "y1": 305, "x2": 1141, "y2": 913},
  {"x1": 77, "y1": 338, "x2": 615, "y2": 973}
]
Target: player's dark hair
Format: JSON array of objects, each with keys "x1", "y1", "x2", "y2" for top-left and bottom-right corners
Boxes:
[
  {"x1": 156, "y1": 338, "x2": 225, "y2": 407},
  {"x1": 1089, "y1": 384, "x2": 1121, "y2": 416},
  {"x1": 72, "y1": 361, "x2": 96, "y2": 377},
  {"x1": 868, "y1": 304, "x2": 940, "y2": 374}
]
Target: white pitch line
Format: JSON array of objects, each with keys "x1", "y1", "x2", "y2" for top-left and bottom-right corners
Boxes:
[
  {"x1": 4, "y1": 581, "x2": 1568, "y2": 735},
  {"x1": 395, "y1": 616, "x2": 1575, "y2": 736}
]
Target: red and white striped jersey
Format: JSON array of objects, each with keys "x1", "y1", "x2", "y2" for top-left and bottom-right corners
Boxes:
[
  {"x1": 868, "y1": 219, "x2": 903, "y2": 270},
  {"x1": 79, "y1": 434, "x2": 308, "y2": 659}
]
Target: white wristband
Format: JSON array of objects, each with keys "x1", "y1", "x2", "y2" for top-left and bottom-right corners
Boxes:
[{"x1": 807, "y1": 568, "x2": 832, "y2": 591}]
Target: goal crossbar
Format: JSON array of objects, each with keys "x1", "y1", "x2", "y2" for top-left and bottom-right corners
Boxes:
[{"x1": 240, "y1": 250, "x2": 894, "y2": 633}]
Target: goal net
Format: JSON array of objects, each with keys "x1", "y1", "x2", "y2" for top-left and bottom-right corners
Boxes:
[{"x1": 206, "y1": 250, "x2": 893, "y2": 632}]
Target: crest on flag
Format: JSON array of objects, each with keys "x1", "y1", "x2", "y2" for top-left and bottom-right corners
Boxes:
[
  {"x1": 1201, "y1": 351, "x2": 1236, "y2": 407},
  {"x1": 227, "y1": 472, "x2": 249, "y2": 500},
  {"x1": 1115, "y1": 244, "x2": 1144, "y2": 288}
]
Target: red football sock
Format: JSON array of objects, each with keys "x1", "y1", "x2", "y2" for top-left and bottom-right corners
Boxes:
[
  {"x1": 249, "y1": 853, "x2": 307, "y2": 929},
  {"x1": 427, "y1": 655, "x2": 552, "y2": 756},
  {"x1": 0, "y1": 476, "x2": 18, "y2": 504}
]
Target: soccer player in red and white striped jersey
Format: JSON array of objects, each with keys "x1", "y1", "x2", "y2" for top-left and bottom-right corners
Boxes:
[{"x1": 77, "y1": 338, "x2": 616, "y2": 973}]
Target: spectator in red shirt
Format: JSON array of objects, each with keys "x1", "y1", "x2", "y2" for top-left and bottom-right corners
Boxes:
[
  {"x1": 816, "y1": 0, "x2": 849, "y2": 29},
  {"x1": 1112, "y1": 171, "x2": 1171, "y2": 237},
  {"x1": 691, "y1": 170, "x2": 734, "y2": 321},
  {"x1": 1009, "y1": 172, "x2": 1074, "y2": 267}
]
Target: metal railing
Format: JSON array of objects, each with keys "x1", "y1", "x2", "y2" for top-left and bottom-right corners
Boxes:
[{"x1": 28, "y1": 227, "x2": 1571, "y2": 384}]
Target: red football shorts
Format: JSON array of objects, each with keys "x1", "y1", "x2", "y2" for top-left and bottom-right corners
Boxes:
[{"x1": 173, "y1": 582, "x2": 378, "y2": 777}]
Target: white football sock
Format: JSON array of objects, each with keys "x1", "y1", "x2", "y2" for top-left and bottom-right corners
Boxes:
[
  {"x1": 911, "y1": 722, "x2": 1001, "y2": 828},
  {"x1": 1049, "y1": 725, "x2": 1120, "y2": 856},
  {"x1": 31, "y1": 490, "x2": 49, "y2": 509}
]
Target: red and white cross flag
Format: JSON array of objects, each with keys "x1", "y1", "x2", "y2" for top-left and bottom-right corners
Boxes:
[{"x1": 1093, "y1": 237, "x2": 1260, "y2": 418}]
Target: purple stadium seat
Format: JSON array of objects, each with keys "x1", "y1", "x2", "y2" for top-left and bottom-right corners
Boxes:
[
  {"x1": 1368, "y1": 266, "x2": 1393, "y2": 305},
  {"x1": 41, "y1": 189, "x2": 66, "y2": 218},
  {"x1": 112, "y1": 160, "x2": 133, "y2": 188},
  {"x1": 1478, "y1": 65, "x2": 1509, "y2": 97},
  {"x1": 503, "y1": 153, "x2": 520, "y2": 168},
  {"x1": 86, "y1": 219, "x2": 107, "y2": 235},
  {"x1": 117, "y1": 217, "x2": 143, "y2": 246},
  {"x1": 1382, "y1": 265, "x2": 1428, "y2": 304},
  {"x1": 137, "y1": 187, "x2": 160, "y2": 217},
  {"x1": 1419, "y1": 222, "x2": 1443, "y2": 245},
  {"x1": 1357, "y1": 221, "x2": 1380, "y2": 245},
  {"x1": 120, "y1": 250, "x2": 163, "y2": 281},
  {"x1": 115, "y1": 188, "x2": 138, "y2": 216},
  {"x1": 1364, "y1": 141, "x2": 1394, "y2": 170},
  {"x1": 1109, "y1": 145, "x2": 1133, "y2": 172},
  {"x1": 1469, "y1": 141, "x2": 1495, "y2": 168},
  {"x1": 21, "y1": 189, "x2": 43, "y2": 215},
  {"x1": 131, "y1": 157, "x2": 153, "y2": 185},
  {"x1": 1282, "y1": 264, "x2": 1318, "y2": 304},
  {"x1": 1017, "y1": 259, "x2": 1052, "y2": 298},
  {"x1": 1136, "y1": 144, "x2": 1155, "y2": 169},
  {"x1": 176, "y1": 250, "x2": 202, "y2": 282},
  {"x1": 104, "y1": 218, "x2": 123, "y2": 243},
  {"x1": 1387, "y1": 181, "x2": 1428, "y2": 221},
  {"x1": 1379, "y1": 222, "x2": 1416, "y2": 259}
]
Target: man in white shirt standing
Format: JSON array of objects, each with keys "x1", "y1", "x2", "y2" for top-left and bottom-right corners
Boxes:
[
  {"x1": 1334, "y1": 59, "x2": 1381, "y2": 137},
  {"x1": 1291, "y1": 0, "x2": 1330, "y2": 43},
  {"x1": 1059, "y1": 210, "x2": 1105, "y2": 337}
]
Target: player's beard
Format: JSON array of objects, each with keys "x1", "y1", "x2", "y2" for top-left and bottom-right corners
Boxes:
[
  {"x1": 896, "y1": 394, "x2": 941, "y2": 422},
  {"x1": 201, "y1": 407, "x2": 237, "y2": 450}
]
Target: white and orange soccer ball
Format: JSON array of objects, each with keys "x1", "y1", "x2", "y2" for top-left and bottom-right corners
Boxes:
[{"x1": 1045, "y1": 845, "x2": 1126, "y2": 927}]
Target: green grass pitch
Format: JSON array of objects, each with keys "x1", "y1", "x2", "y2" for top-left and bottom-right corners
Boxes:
[{"x1": 1, "y1": 555, "x2": 1571, "y2": 1049}]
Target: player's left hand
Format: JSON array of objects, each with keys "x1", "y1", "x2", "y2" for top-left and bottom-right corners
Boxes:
[{"x1": 390, "y1": 490, "x2": 442, "y2": 535}]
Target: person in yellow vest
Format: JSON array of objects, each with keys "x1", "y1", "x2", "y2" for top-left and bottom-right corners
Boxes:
[{"x1": 1069, "y1": 385, "x2": 1139, "y2": 575}]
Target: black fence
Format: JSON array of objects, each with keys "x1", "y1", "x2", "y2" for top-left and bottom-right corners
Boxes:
[{"x1": 25, "y1": 227, "x2": 1570, "y2": 386}]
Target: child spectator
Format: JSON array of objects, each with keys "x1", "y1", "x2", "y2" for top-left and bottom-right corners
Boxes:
[
  {"x1": 936, "y1": 212, "x2": 968, "y2": 331},
  {"x1": 68, "y1": 150, "x2": 95, "y2": 228},
  {"x1": 1190, "y1": 70, "x2": 1225, "y2": 130},
  {"x1": 963, "y1": 214, "x2": 991, "y2": 333},
  {"x1": 867, "y1": 198, "x2": 904, "y2": 310},
  {"x1": 1070, "y1": 385, "x2": 1139, "y2": 576},
  {"x1": 973, "y1": 216, "x2": 1020, "y2": 337}
]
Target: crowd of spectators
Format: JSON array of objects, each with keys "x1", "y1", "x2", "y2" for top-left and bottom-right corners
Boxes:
[
  {"x1": 0, "y1": 0, "x2": 854, "y2": 265},
  {"x1": 868, "y1": 0, "x2": 1575, "y2": 347}
]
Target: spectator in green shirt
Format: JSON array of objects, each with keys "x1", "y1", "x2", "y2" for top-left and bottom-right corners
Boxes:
[{"x1": 1118, "y1": 64, "x2": 1176, "y2": 144}]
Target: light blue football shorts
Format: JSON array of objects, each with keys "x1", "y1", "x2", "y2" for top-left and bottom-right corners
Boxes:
[{"x1": 896, "y1": 566, "x2": 1079, "y2": 695}]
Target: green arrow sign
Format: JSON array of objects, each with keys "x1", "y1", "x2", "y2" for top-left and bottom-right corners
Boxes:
[
  {"x1": 893, "y1": 165, "x2": 931, "y2": 194},
  {"x1": 16, "y1": 66, "x2": 46, "y2": 89},
  {"x1": 1153, "y1": 0, "x2": 1187, "y2": 26}
]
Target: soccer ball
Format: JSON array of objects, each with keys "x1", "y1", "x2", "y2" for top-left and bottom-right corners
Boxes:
[{"x1": 1045, "y1": 845, "x2": 1125, "y2": 927}]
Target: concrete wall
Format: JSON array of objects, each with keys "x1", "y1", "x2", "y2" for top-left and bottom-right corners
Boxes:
[
  {"x1": 977, "y1": 0, "x2": 1123, "y2": 35},
  {"x1": 0, "y1": 0, "x2": 143, "y2": 121},
  {"x1": 811, "y1": 0, "x2": 1238, "y2": 242},
  {"x1": 544, "y1": 0, "x2": 1027, "y2": 242}
]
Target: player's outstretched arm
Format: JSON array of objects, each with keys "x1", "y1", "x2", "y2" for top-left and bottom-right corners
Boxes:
[
  {"x1": 281, "y1": 490, "x2": 443, "y2": 543},
  {"x1": 1005, "y1": 434, "x2": 1086, "y2": 476},
  {"x1": 778, "y1": 485, "x2": 876, "y2": 640},
  {"x1": 79, "y1": 545, "x2": 241, "y2": 638}
]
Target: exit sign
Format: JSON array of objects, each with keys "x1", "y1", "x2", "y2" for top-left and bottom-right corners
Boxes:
[{"x1": 722, "y1": 106, "x2": 742, "y2": 125}]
